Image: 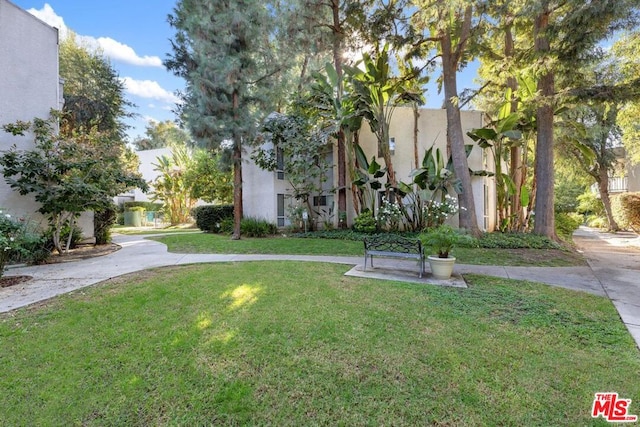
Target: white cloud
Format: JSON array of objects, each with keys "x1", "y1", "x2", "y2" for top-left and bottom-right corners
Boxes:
[
  {"x1": 26, "y1": 4, "x2": 162, "y2": 68},
  {"x1": 120, "y1": 77, "x2": 181, "y2": 104},
  {"x1": 27, "y1": 4, "x2": 69, "y2": 38},
  {"x1": 94, "y1": 37, "x2": 162, "y2": 67}
]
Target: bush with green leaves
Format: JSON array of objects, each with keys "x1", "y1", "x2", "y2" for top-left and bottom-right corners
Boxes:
[
  {"x1": 0, "y1": 211, "x2": 50, "y2": 276},
  {"x1": 555, "y1": 212, "x2": 583, "y2": 240},
  {"x1": 353, "y1": 211, "x2": 377, "y2": 234},
  {"x1": 474, "y1": 232, "x2": 562, "y2": 250},
  {"x1": 191, "y1": 205, "x2": 234, "y2": 233},
  {"x1": 611, "y1": 192, "x2": 640, "y2": 232},
  {"x1": 240, "y1": 218, "x2": 277, "y2": 237},
  {"x1": 123, "y1": 201, "x2": 163, "y2": 213},
  {"x1": 94, "y1": 204, "x2": 118, "y2": 245}
]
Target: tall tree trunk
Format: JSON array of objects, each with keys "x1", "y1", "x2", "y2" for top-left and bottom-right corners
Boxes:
[
  {"x1": 380, "y1": 121, "x2": 397, "y2": 190},
  {"x1": 331, "y1": 0, "x2": 347, "y2": 227},
  {"x1": 413, "y1": 103, "x2": 420, "y2": 169},
  {"x1": 532, "y1": 7, "x2": 556, "y2": 239},
  {"x1": 505, "y1": 21, "x2": 525, "y2": 232},
  {"x1": 440, "y1": 27, "x2": 481, "y2": 236},
  {"x1": 232, "y1": 90, "x2": 243, "y2": 240},
  {"x1": 598, "y1": 168, "x2": 620, "y2": 231}
]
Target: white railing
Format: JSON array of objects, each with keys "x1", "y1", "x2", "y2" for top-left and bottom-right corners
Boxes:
[
  {"x1": 608, "y1": 176, "x2": 628, "y2": 193},
  {"x1": 591, "y1": 176, "x2": 628, "y2": 195}
]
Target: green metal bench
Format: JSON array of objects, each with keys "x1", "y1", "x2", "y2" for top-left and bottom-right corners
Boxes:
[{"x1": 363, "y1": 235, "x2": 425, "y2": 278}]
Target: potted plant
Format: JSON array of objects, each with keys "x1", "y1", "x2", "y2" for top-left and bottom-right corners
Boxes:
[{"x1": 419, "y1": 225, "x2": 473, "y2": 279}]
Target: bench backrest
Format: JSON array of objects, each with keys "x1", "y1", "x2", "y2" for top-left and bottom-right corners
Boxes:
[{"x1": 364, "y1": 235, "x2": 423, "y2": 254}]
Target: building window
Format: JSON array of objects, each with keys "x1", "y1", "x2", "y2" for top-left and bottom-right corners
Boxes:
[
  {"x1": 277, "y1": 193, "x2": 285, "y2": 227},
  {"x1": 313, "y1": 195, "x2": 327, "y2": 206},
  {"x1": 276, "y1": 147, "x2": 284, "y2": 180},
  {"x1": 483, "y1": 183, "x2": 489, "y2": 232}
]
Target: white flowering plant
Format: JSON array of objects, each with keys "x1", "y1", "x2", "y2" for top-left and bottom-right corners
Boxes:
[
  {"x1": 422, "y1": 195, "x2": 465, "y2": 228},
  {"x1": 0, "y1": 211, "x2": 26, "y2": 278},
  {"x1": 376, "y1": 196, "x2": 403, "y2": 231}
]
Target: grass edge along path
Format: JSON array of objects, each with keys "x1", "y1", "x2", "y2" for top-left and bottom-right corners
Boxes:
[
  {"x1": 1, "y1": 261, "x2": 637, "y2": 426},
  {"x1": 151, "y1": 232, "x2": 586, "y2": 267}
]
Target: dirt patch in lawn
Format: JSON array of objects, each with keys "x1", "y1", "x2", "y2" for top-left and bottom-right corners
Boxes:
[{"x1": 45, "y1": 243, "x2": 121, "y2": 264}]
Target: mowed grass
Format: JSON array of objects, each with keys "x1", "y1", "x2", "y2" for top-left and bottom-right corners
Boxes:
[
  {"x1": 1, "y1": 262, "x2": 638, "y2": 426},
  {"x1": 152, "y1": 232, "x2": 586, "y2": 266}
]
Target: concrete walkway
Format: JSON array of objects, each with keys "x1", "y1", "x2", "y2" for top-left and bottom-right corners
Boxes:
[{"x1": 2, "y1": 227, "x2": 639, "y2": 349}]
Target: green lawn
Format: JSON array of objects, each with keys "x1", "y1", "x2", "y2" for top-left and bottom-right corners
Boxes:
[
  {"x1": 152, "y1": 232, "x2": 586, "y2": 266},
  {"x1": 1, "y1": 262, "x2": 637, "y2": 425},
  {"x1": 113, "y1": 225, "x2": 201, "y2": 235}
]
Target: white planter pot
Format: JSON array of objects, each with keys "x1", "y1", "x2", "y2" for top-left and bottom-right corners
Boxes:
[{"x1": 427, "y1": 255, "x2": 456, "y2": 280}]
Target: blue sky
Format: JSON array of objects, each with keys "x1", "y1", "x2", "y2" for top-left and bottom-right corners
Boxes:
[
  {"x1": 12, "y1": 0, "x2": 183, "y2": 141},
  {"x1": 11, "y1": 1, "x2": 480, "y2": 141}
]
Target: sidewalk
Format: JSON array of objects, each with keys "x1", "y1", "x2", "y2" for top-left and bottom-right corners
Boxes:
[{"x1": 1, "y1": 227, "x2": 639, "y2": 349}]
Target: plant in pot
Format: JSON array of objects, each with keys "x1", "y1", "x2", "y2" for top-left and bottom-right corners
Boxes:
[{"x1": 420, "y1": 225, "x2": 474, "y2": 279}]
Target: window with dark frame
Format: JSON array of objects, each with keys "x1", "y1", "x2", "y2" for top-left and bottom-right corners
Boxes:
[
  {"x1": 276, "y1": 147, "x2": 284, "y2": 180},
  {"x1": 277, "y1": 193, "x2": 285, "y2": 227}
]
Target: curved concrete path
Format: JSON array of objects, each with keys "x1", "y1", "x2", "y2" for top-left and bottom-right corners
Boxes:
[{"x1": 2, "y1": 227, "x2": 639, "y2": 349}]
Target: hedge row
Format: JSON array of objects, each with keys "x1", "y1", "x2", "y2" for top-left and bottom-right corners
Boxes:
[
  {"x1": 191, "y1": 205, "x2": 234, "y2": 232},
  {"x1": 611, "y1": 192, "x2": 640, "y2": 232},
  {"x1": 122, "y1": 201, "x2": 163, "y2": 212}
]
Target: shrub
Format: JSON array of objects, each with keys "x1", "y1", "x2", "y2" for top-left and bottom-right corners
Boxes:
[
  {"x1": 353, "y1": 211, "x2": 377, "y2": 234},
  {"x1": 191, "y1": 205, "x2": 234, "y2": 233},
  {"x1": 475, "y1": 232, "x2": 562, "y2": 249},
  {"x1": 0, "y1": 211, "x2": 51, "y2": 276},
  {"x1": 611, "y1": 192, "x2": 640, "y2": 232},
  {"x1": 123, "y1": 201, "x2": 163, "y2": 212},
  {"x1": 94, "y1": 204, "x2": 118, "y2": 245},
  {"x1": 219, "y1": 218, "x2": 234, "y2": 234},
  {"x1": 241, "y1": 217, "x2": 277, "y2": 237},
  {"x1": 586, "y1": 214, "x2": 608, "y2": 229},
  {"x1": 555, "y1": 212, "x2": 583, "y2": 240},
  {"x1": 577, "y1": 191, "x2": 604, "y2": 216}
]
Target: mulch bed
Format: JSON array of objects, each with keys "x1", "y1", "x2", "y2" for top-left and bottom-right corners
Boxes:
[
  {"x1": 0, "y1": 275, "x2": 32, "y2": 288},
  {"x1": 45, "y1": 243, "x2": 120, "y2": 264},
  {"x1": 1, "y1": 243, "x2": 120, "y2": 289}
]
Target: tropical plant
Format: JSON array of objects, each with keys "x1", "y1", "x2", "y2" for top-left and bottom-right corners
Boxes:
[
  {"x1": 420, "y1": 224, "x2": 474, "y2": 258},
  {"x1": 353, "y1": 144, "x2": 387, "y2": 215},
  {"x1": 396, "y1": 145, "x2": 467, "y2": 231},
  {"x1": 345, "y1": 42, "x2": 422, "y2": 189},
  {"x1": 467, "y1": 95, "x2": 528, "y2": 232},
  {"x1": 150, "y1": 145, "x2": 196, "y2": 225}
]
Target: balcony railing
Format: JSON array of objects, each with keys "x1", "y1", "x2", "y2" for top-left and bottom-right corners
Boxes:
[
  {"x1": 608, "y1": 176, "x2": 628, "y2": 193},
  {"x1": 591, "y1": 176, "x2": 628, "y2": 195}
]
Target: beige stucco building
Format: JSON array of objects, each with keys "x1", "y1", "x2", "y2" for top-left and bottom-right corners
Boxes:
[{"x1": 244, "y1": 107, "x2": 497, "y2": 231}]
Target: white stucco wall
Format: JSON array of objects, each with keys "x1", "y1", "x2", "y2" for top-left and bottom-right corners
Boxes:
[
  {"x1": 0, "y1": 0, "x2": 63, "y2": 231},
  {"x1": 129, "y1": 147, "x2": 172, "y2": 203}
]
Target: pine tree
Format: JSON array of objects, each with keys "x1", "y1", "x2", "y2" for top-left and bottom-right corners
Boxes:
[{"x1": 166, "y1": 0, "x2": 277, "y2": 239}]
